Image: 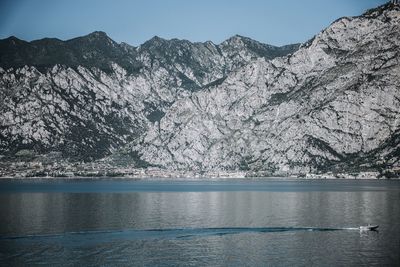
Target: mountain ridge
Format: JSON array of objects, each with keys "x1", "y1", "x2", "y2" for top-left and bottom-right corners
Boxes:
[
  {"x1": 0, "y1": 30, "x2": 299, "y2": 162},
  {"x1": 0, "y1": 3, "x2": 399, "y2": 178},
  {"x1": 0, "y1": 32, "x2": 300, "y2": 71},
  {"x1": 125, "y1": 3, "x2": 400, "y2": 175}
]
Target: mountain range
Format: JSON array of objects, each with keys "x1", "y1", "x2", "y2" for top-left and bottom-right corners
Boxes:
[{"x1": 0, "y1": 3, "x2": 399, "y2": 177}]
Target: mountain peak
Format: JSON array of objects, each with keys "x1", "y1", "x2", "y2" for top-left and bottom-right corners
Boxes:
[
  {"x1": 0, "y1": 36, "x2": 26, "y2": 44},
  {"x1": 221, "y1": 35, "x2": 276, "y2": 49},
  {"x1": 87, "y1": 31, "x2": 109, "y2": 38},
  {"x1": 67, "y1": 30, "x2": 117, "y2": 47},
  {"x1": 223, "y1": 35, "x2": 248, "y2": 45},
  {"x1": 364, "y1": 2, "x2": 400, "y2": 15},
  {"x1": 5, "y1": 36, "x2": 21, "y2": 41},
  {"x1": 71, "y1": 31, "x2": 114, "y2": 44},
  {"x1": 149, "y1": 35, "x2": 165, "y2": 42}
]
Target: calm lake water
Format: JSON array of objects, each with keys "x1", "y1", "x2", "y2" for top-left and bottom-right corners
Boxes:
[{"x1": 0, "y1": 179, "x2": 399, "y2": 266}]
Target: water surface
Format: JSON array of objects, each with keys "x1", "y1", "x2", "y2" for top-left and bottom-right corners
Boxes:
[{"x1": 0, "y1": 179, "x2": 399, "y2": 266}]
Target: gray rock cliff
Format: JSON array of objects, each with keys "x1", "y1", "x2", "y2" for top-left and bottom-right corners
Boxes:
[
  {"x1": 0, "y1": 32, "x2": 298, "y2": 160},
  {"x1": 0, "y1": 3, "x2": 398, "y2": 176},
  {"x1": 129, "y1": 3, "x2": 400, "y2": 174}
]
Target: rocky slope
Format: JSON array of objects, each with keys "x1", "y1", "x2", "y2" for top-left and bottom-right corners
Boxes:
[
  {"x1": 128, "y1": 3, "x2": 400, "y2": 175},
  {"x1": 1, "y1": 3, "x2": 399, "y2": 177},
  {"x1": 0, "y1": 32, "x2": 299, "y2": 160}
]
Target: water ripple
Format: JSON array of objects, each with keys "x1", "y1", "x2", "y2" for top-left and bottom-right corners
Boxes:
[{"x1": 0, "y1": 226, "x2": 362, "y2": 241}]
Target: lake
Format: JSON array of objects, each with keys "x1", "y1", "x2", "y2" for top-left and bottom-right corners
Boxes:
[{"x1": 0, "y1": 179, "x2": 399, "y2": 266}]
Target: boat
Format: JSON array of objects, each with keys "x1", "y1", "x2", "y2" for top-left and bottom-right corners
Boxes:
[{"x1": 359, "y1": 225, "x2": 379, "y2": 231}]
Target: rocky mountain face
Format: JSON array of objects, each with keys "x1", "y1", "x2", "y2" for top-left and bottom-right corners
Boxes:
[
  {"x1": 0, "y1": 31, "x2": 299, "y2": 160},
  {"x1": 1, "y1": 3, "x2": 399, "y2": 176},
  {"x1": 129, "y1": 3, "x2": 400, "y2": 174}
]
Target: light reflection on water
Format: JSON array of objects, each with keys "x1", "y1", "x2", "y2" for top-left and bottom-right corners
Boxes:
[{"x1": 0, "y1": 179, "x2": 399, "y2": 266}]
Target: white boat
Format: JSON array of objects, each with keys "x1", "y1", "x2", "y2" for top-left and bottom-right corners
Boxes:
[{"x1": 359, "y1": 225, "x2": 379, "y2": 231}]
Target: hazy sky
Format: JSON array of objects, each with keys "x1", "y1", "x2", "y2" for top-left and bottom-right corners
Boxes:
[{"x1": 0, "y1": 0, "x2": 387, "y2": 46}]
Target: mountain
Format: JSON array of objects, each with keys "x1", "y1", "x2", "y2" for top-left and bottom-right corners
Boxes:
[
  {"x1": 0, "y1": 31, "x2": 142, "y2": 73},
  {"x1": 127, "y1": 3, "x2": 400, "y2": 175},
  {"x1": 1, "y1": 3, "x2": 399, "y2": 177},
  {"x1": 0, "y1": 32, "x2": 299, "y2": 161}
]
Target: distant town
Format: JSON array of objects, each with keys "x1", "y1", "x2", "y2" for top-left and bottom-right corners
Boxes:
[{"x1": 1, "y1": 156, "x2": 397, "y2": 179}]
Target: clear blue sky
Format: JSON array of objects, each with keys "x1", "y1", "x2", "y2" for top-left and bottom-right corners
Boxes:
[{"x1": 0, "y1": 0, "x2": 387, "y2": 46}]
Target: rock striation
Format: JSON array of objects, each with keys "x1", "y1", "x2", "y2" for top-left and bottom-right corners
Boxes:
[
  {"x1": 129, "y1": 3, "x2": 400, "y2": 175},
  {"x1": 0, "y1": 32, "x2": 298, "y2": 160},
  {"x1": 0, "y1": 3, "x2": 399, "y2": 176}
]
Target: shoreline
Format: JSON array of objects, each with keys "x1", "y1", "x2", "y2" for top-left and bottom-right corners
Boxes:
[
  {"x1": 0, "y1": 174, "x2": 396, "y2": 180},
  {"x1": 1, "y1": 162, "x2": 398, "y2": 180},
  {"x1": 2, "y1": 155, "x2": 399, "y2": 180}
]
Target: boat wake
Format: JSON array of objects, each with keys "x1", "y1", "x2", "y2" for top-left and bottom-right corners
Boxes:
[{"x1": 0, "y1": 226, "x2": 366, "y2": 241}]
